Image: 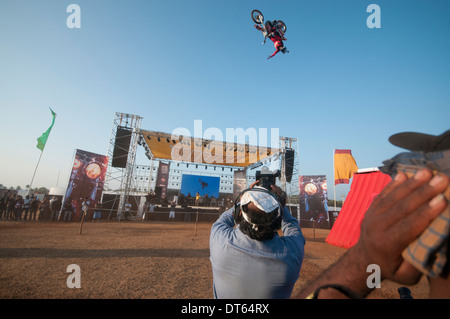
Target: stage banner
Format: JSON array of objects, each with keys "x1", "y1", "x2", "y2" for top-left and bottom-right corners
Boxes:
[
  {"x1": 233, "y1": 169, "x2": 247, "y2": 200},
  {"x1": 141, "y1": 130, "x2": 279, "y2": 167},
  {"x1": 299, "y1": 175, "x2": 330, "y2": 229},
  {"x1": 64, "y1": 149, "x2": 109, "y2": 220},
  {"x1": 156, "y1": 162, "x2": 170, "y2": 200}
]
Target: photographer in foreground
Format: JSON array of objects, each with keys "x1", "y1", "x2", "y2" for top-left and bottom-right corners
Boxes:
[{"x1": 209, "y1": 172, "x2": 305, "y2": 299}]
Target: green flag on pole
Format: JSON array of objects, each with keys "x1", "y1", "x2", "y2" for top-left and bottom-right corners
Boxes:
[{"x1": 36, "y1": 108, "x2": 56, "y2": 151}]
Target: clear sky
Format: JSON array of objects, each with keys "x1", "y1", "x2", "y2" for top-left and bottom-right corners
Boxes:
[{"x1": 1, "y1": 0, "x2": 449, "y2": 200}]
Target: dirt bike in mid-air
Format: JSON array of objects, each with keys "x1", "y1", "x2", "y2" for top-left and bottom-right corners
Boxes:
[{"x1": 252, "y1": 9, "x2": 288, "y2": 59}]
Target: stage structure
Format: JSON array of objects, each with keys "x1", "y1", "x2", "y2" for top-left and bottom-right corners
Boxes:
[
  {"x1": 139, "y1": 131, "x2": 301, "y2": 215},
  {"x1": 103, "y1": 112, "x2": 300, "y2": 220},
  {"x1": 103, "y1": 112, "x2": 143, "y2": 219}
]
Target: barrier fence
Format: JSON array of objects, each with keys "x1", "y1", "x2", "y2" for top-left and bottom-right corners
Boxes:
[{"x1": 2, "y1": 204, "x2": 337, "y2": 239}]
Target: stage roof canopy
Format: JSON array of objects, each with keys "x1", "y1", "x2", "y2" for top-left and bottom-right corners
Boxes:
[{"x1": 141, "y1": 129, "x2": 280, "y2": 168}]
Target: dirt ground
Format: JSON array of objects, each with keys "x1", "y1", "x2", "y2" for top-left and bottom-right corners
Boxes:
[{"x1": 0, "y1": 219, "x2": 429, "y2": 299}]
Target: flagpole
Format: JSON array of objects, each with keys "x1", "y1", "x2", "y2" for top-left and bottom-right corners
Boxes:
[
  {"x1": 28, "y1": 150, "x2": 44, "y2": 195},
  {"x1": 333, "y1": 148, "x2": 336, "y2": 211},
  {"x1": 29, "y1": 108, "x2": 56, "y2": 195}
]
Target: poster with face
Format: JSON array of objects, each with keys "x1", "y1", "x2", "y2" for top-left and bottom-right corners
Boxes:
[
  {"x1": 299, "y1": 175, "x2": 329, "y2": 229},
  {"x1": 64, "y1": 149, "x2": 109, "y2": 220}
]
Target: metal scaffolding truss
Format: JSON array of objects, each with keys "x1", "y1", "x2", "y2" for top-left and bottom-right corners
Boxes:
[{"x1": 103, "y1": 112, "x2": 143, "y2": 219}]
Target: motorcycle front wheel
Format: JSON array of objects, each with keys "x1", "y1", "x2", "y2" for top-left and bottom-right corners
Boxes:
[{"x1": 251, "y1": 9, "x2": 264, "y2": 24}]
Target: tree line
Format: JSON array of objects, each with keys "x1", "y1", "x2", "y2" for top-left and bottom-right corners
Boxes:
[{"x1": 0, "y1": 184, "x2": 50, "y2": 195}]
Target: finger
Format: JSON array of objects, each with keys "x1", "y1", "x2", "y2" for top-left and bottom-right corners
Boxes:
[
  {"x1": 368, "y1": 172, "x2": 407, "y2": 209},
  {"x1": 385, "y1": 172, "x2": 449, "y2": 229},
  {"x1": 369, "y1": 169, "x2": 433, "y2": 217},
  {"x1": 392, "y1": 260, "x2": 423, "y2": 285},
  {"x1": 270, "y1": 184, "x2": 281, "y2": 194},
  {"x1": 250, "y1": 180, "x2": 259, "y2": 188},
  {"x1": 392, "y1": 192, "x2": 448, "y2": 249}
]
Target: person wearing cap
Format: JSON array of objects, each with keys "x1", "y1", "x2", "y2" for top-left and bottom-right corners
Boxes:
[
  {"x1": 295, "y1": 129, "x2": 450, "y2": 299},
  {"x1": 209, "y1": 182, "x2": 305, "y2": 299},
  {"x1": 388, "y1": 129, "x2": 450, "y2": 152}
]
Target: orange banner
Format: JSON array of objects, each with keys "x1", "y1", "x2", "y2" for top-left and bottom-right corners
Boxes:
[{"x1": 334, "y1": 149, "x2": 358, "y2": 185}]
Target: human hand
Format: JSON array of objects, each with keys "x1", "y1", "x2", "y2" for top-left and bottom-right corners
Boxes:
[
  {"x1": 354, "y1": 169, "x2": 449, "y2": 285},
  {"x1": 249, "y1": 180, "x2": 259, "y2": 189},
  {"x1": 270, "y1": 184, "x2": 287, "y2": 207}
]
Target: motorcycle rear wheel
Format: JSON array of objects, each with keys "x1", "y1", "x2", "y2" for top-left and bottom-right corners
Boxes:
[{"x1": 251, "y1": 9, "x2": 264, "y2": 24}]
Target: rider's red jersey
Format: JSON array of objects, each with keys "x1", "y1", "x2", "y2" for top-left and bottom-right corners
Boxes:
[
  {"x1": 269, "y1": 31, "x2": 283, "y2": 43},
  {"x1": 268, "y1": 31, "x2": 284, "y2": 58}
]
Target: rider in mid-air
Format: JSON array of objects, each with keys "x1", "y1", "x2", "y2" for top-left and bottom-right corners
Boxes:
[{"x1": 255, "y1": 20, "x2": 289, "y2": 59}]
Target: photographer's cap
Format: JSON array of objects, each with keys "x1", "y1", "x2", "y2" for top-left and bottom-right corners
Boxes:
[
  {"x1": 389, "y1": 129, "x2": 450, "y2": 152},
  {"x1": 240, "y1": 186, "x2": 280, "y2": 214}
]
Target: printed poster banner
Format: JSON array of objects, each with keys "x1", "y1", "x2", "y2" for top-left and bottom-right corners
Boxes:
[
  {"x1": 64, "y1": 149, "x2": 109, "y2": 220},
  {"x1": 299, "y1": 175, "x2": 330, "y2": 229},
  {"x1": 141, "y1": 129, "x2": 279, "y2": 167},
  {"x1": 156, "y1": 162, "x2": 170, "y2": 199},
  {"x1": 233, "y1": 169, "x2": 247, "y2": 200}
]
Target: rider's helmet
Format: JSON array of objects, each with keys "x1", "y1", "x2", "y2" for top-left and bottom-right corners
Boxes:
[{"x1": 265, "y1": 20, "x2": 274, "y2": 32}]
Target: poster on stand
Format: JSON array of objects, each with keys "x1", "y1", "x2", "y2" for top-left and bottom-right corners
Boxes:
[
  {"x1": 63, "y1": 149, "x2": 109, "y2": 220},
  {"x1": 156, "y1": 162, "x2": 170, "y2": 201},
  {"x1": 299, "y1": 175, "x2": 329, "y2": 229}
]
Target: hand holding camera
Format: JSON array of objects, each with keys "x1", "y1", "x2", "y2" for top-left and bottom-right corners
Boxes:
[{"x1": 252, "y1": 167, "x2": 286, "y2": 207}]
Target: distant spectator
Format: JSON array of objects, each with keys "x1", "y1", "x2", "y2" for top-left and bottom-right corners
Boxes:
[
  {"x1": 50, "y1": 196, "x2": 62, "y2": 221},
  {"x1": 169, "y1": 201, "x2": 176, "y2": 221},
  {"x1": 29, "y1": 196, "x2": 40, "y2": 221},
  {"x1": 14, "y1": 195, "x2": 24, "y2": 220},
  {"x1": 22, "y1": 195, "x2": 32, "y2": 220},
  {"x1": 92, "y1": 201, "x2": 102, "y2": 223},
  {"x1": 82, "y1": 197, "x2": 90, "y2": 219},
  {"x1": 7, "y1": 194, "x2": 15, "y2": 219},
  {"x1": 63, "y1": 197, "x2": 73, "y2": 222},
  {"x1": 0, "y1": 193, "x2": 7, "y2": 219},
  {"x1": 124, "y1": 200, "x2": 131, "y2": 220},
  {"x1": 143, "y1": 199, "x2": 155, "y2": 221},
  {"x1": 39, "y1": 196, "x2": 50, "y2": 221},
  {"x1": 195, "y1": 192, "x2": 200, "y2": 206}
]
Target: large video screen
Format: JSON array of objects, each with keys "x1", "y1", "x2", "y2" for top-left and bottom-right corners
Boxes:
[{"x1": 180, "y1": 174, "x2": 220, "y2": 198}]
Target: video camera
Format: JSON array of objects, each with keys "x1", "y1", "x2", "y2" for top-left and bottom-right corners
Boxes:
[{"x1": 255, "y1": 167, "x2": 281, "y2": 191}]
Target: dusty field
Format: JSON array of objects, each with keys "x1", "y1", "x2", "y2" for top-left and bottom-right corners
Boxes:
[{"x1": 0, "y1": 219, "x2": 429, "y2": 299}]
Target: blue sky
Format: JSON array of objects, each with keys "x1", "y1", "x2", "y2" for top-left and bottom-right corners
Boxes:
[{"x1": 0, "y1": 0, "x2": 449, "y2": 199}]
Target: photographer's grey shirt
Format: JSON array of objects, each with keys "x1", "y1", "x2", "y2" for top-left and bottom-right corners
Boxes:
[{"x1": 209, "y1": 207, "x2": 305, "y2": 299}]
